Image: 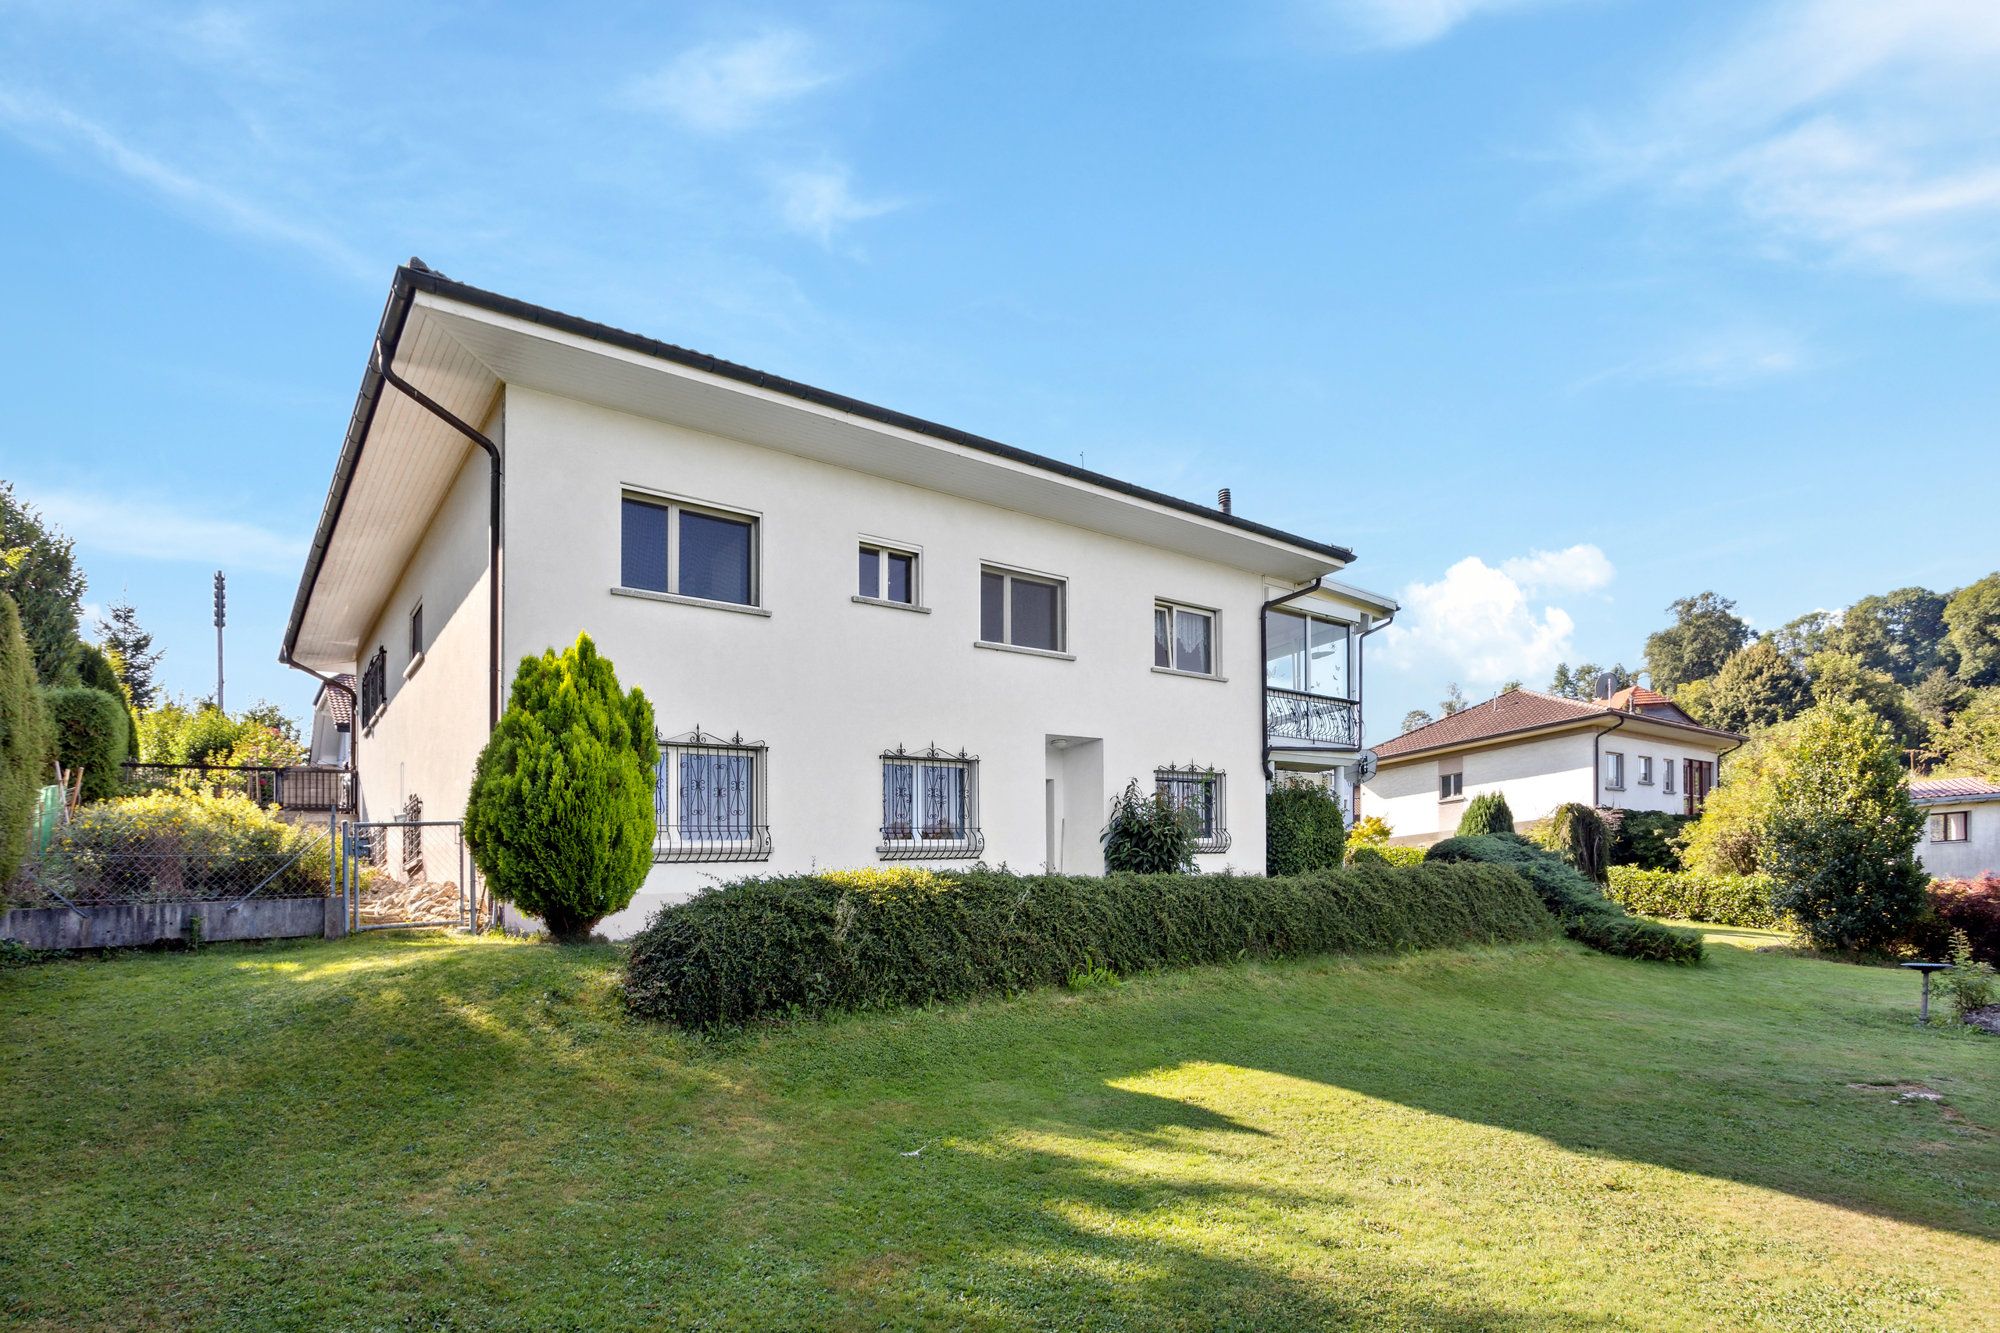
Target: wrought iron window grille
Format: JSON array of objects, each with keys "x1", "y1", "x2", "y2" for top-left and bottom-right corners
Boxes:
[
  {"x1": 401, "y1": 795, "x2": 424, "y2": 876},
  {"x1": 655, "y1": 727, "x2": 772, "y2": 863},
  {"x1": 360, "y1": 647, "x2": 388, "y2": 727},
  {"x1": 879, "y1": 744, "x2": 984, "y2": 860},
  {"x1": 1155, "y1": 763, "x2": 1231, "y2": 854}
]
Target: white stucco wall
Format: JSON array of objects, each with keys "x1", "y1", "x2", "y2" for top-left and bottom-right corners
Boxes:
[
  {"x1": 1917, "y1": 804, "x2": 2000, "y2": 880},
  {"x1": 482, "y1": 386, "x2": 1276, "y2": 935},
  {"x1": 1597, "y1": 731, "x2": 1724, "y2": 816}
]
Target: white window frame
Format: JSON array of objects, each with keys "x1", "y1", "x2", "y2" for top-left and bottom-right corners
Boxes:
[
  {"x1": 878, "y1": 748, "x2": 984, "y2": 859},
  {"x1": 1263, "y1": 607, "x2": 1355, "y2": 699},
  {"x1": 856, "y1": 538, "x2": 923, "y2": 610},
  {"x1": 1929, "y1": 810, "x2": 1969, "y2": 843},
  {"x1": 1439, "y1": 771, "x2": 1464, "y2": 801},
  {"x1": 978, "y1": 564, "x2": 1068, "y2": 656},
  {"x1": 1638, "y1": 755, "x2": 1654, "y2": 786},
  {"x1": 1664, "y1": 762, "x2": 1676, "y2": 795},
  {"x1": 617, "y1": 489, "x2": 763, "y2": 610},
  {"x1": 1154, "y1": 599, "x2": 1220, "y2": 678},
  {"x1": 654, "y1": 731, "x2": 771, "y2": 863},
  {"x1": 1156, "y1": 766, "x2": 1230, "y2": 853},
  {"x1": 1605, "y1": 751, "x2": 1626, "y2": 791}
]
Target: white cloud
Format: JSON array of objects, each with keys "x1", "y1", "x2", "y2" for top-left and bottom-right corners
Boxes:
[
  {"x1": 34, "y1": 490, "x2": 303, "y2": 574},
  {"x1": 1378, "y1": 546, "x2": 1614, "y2": 691},
  {"x1": 1574, "y1": 0, "x2": 2000, "y2": 295},
  {"x1": 1310, "y1": 0, "x2": 1575, "y2": 49},
  {"x1": 770, "y1": 165, "x2": 903, "y2": 245},
  {"x1": 628, "y1": 29, "x2": 840, "y2": 133}
]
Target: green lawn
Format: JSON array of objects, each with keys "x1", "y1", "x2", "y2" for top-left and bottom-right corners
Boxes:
[{"x1": 2, "y1": 928, "x2": 1995, "y2": 1331}]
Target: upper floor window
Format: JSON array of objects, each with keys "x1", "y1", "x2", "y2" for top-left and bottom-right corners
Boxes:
[
  {"x1": 1638, "y1": 755, "x2": 1654, "y2": 786},
  {"x1": 407, "y1": 602, "x2": 424, "y2": 660},
  {"x1": 858, "y1": 543, "x2": 917, "y2": 606},
  {"x1": 360, "y1": 647, "x2": 388, "y2": 727},
  {"x1": 621, "y1": 493, "x2": 759, "y2": 607},
  {"x1": 980, "y1": 566, "x2": 1064, "y2": 653},
  {"x1": 1930, "y1": 811, "x2": 1969, "y2": 843},
  {"x1": 1605, "y1": 751, "x2": 1626, "y2": 790},
  {"x1": 1156, "y1": 765, "x2": 1230, "y2": 853},
  {"x1": 1265, "y1": 609, "x2": 1350, "y2": 698},
  {"x1": 880, "y1": 745, "x2": 984, "y2": 859},
  {"x1": 1154, "y1": 601, "x2": 1216, "y2": 676},
  {"x1": 1439, "y1": 771, "x2": 1464, "y2": 800},
  {"x1": 654, "y1": 729, "x2": 771, "y2": 862}
]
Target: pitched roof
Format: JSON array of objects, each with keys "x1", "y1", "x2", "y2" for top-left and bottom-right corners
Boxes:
[
  {"x1": 314, "y1": 673, "x2": 356, "y2": 726},
  {"x1": 1372, "y1": 688, "x2": 1743, "y2": 762},
  {"x1": 1910, "y1": 777, "x2": 2000, "y2": 804}
]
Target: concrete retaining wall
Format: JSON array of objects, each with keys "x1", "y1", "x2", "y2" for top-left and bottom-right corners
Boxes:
[{"x1": 0, "y1": 897, "x2": 347, "y2": 950}]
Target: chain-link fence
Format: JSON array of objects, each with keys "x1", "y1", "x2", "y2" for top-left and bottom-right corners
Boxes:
[
  {"x1": 340, "y1": 820, "x2": 488, "y2": 931},
  {"x1": 7, "y1": 803, "x2": 336, "y2": 913}
]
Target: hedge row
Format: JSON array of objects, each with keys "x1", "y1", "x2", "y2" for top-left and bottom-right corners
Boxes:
[
  {"x1": 1347, "y1": 844, "x2": 1426, "y2": 868},
  {"x1": 1604, "y1": 866, "x2": 1777, "y2": 929},
  {"x1": 625, "y1": 863, "x2": 1558, "y2": 1029},
  {"x1": 1426, "y1": 834, "x2": 1704, "y2": 963}
]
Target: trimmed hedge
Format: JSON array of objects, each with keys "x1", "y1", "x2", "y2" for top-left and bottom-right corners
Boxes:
[
  {"x1": 1427, "y1": 834, "x2": 1704, "y2": 963},
  {"x1": 1347, "y1": 843, "x2": 1424, "y2": 868},
  {"x1": 42, "y1": 685, "x2": 129, "y2": 803},
  {"x1": 624, "y1": 863, "x2": 1559, "y2": 1029},
  {"x1": 1266, "y1": 782, "x2": 1347, "y2": 875},
  {"x1": 0, "y1": 592, "x2": 50, "y2": 884},
  {"x1": 1605, "y1": 866, "x2": 1777, "y2": 929}
]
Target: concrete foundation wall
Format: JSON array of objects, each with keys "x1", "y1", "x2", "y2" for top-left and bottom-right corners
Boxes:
[{"x1": 0, "y1": 897, "x2": 345, "y2": 951}]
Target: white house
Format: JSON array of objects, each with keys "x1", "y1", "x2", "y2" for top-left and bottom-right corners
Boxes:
[
  {"x1": 1360, "y1": 685, "x2": 1744, "y2": 844},
  {"x1": 1911, "y1": 778, "x2": 2000, "y2": 881},
  {"x1": 281, "y1": 262, "x2": 1395, "y2": 936}
]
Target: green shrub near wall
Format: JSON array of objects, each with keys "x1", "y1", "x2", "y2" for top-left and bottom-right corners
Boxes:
[
  {"x1": 625, "y1": 862, "x2": 1558, "y2": 1029},
  {"x1": 0, "y1": 592, "x2": 51, "y2": 884},
  {"x1": 73, "y1": 643, "x2": 138, "y2": 761},
  {"x1": 41, "y1": 686, "x2": 129, "y2": 803},
  {"x1": 1347, "y1": 843, "x2": 1424, "y2": 868},
  {"x1": 1457, "y1": 792, "x2": 1515, "y2": 836},
  {"x1": 1609, "y1": 811, "x2": 1693, "y2": 870},
  {"x1": 1605, "y1": 866, "x2": 1777, "y2": 929},
  {"x1": 1427, "y1": 833, "x2": 1703, "y2": 963},
  {"x1": 1266, "y1": 782, "x2": 1347, "y2": 875},
  {"x1": 1540, "y1": 803, "x2": 1610, "y2": 884}
]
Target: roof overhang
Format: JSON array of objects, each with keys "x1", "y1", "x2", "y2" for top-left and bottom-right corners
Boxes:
[
  {"x1": 1372, "y1": 713, "x2": 1745, "y2": 766},
  {"x1": 1910, "y1": 790, "x2": 2000, "y2": 807},
  {"x1": 284, "y1": 264, "x2": 1359, "y2": 669}
]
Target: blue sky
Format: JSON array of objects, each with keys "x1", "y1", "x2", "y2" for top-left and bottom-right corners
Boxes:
[{"x1": 2, "y1": 0, "x2": 1996, "y2": 738}]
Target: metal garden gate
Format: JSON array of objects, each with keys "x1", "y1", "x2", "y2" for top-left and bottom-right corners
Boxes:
[{"x1": 338, "y1": 818, "x2": 489, "y2": 932}]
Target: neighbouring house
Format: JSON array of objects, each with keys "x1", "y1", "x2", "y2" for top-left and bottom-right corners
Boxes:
[
  {"x1": 308, "y1": 673, "x2": 355, "y2": 768},
  {"x1": 1910, "y1": 777, "x2": 2000, "y2": 880},
  {"x1": 281, "y1": 261, "x2": 1396, "y2": 936},
  {"x1": 1360, "y1": 684, "x2": 1745, "y2": 845}
]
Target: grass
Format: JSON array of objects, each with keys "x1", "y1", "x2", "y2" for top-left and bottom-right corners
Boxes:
[{"x1": 2, "y1": 927, "x2": 1995, "y2": 1331}]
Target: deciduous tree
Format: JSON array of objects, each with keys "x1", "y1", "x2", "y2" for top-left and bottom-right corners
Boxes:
[
  {"x1": 1644, "y1": 592, "x2": 1750, "y2": 694},
  {"x1": 1703, "y1": 640, "x2": 1810, "y2": 733},
  {"x1": 1945, "y1": 573, "x2": 2000, "y2": 686}
]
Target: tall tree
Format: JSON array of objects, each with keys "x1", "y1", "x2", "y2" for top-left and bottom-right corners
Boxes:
[
  {"x1": 1805, "y1": 650, "x2": 1927, "y2": 751},
  {"x1": 1944, "y1": 573, "x2": 2000, "y2": 686},
  {"x1": 1770, "y1": 611, "x2": 1838, "y2": 667},
  {"x1": 0, "y1": 591, "x2": 51, "y2": 883},
  {"x1": 1910, "y1": 667, "x2": 1973, "y2": 736},
  {"x1": 1548, "y1": 662, "x2": 1633, "y2": 701},
  {"x1": 1702, "y1": 640, "x2": 1811, "y2": 733},
  {"x1": 1833, "y1": 587, "x2": 1954, "y2": 685},
  {"x1": 0, "y1": 480, "x2": 84, "y2": 683},
  {"x1": 1440, "y1": 683, "x2": 1468, "y2": 716},
  {"x1": 1935, "y1": 688, "x2": 2000, "y2": 781},
  {"x1": 1400, "y1": 709, "x2": 1434, "y2": 734},
  {"x1": 96, "y1": 600, "x2": 162, "y2": 710},
  {"x1": 1644, "y1": 592, "x2": 1750, "y2": 693}
]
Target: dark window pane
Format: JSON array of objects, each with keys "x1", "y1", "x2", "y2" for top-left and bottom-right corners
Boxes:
[
  {"x1": 679, "y1": 510, "x2": 753, "y2": 604},
  {"x1": 887, "y1": 552, "x2": 913, "y2": 604},
  {"x1": 980, "y1": 572, "x2": 1005, "y2": 642},
  {"x1": 1175, "y1": 609, "x2": 1212, "y2": 674},
  {"x1": 858, "y1": 547, "x2": 879, "y2": 599},
  {"x1": 1011, "y1": 577, "x2": 1060, "y2": 650},
  {"x1": 621, "y1": 498, "x2": 669, "y2": 593},
  {"x1": 1154, "y1": 607, "x2": 1171, "y2": 668}
]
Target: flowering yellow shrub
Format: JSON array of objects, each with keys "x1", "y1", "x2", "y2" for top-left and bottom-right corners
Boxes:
[{"x1": 815, "y1": 867, "x2": 948, "y2": 894}]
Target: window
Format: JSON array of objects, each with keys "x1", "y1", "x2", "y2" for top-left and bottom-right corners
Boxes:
[
  {"x1": 1154, "y1": 602, "x2": 1216, "y2": 675},
  {"x1": 620, "y1": 493, "x2": 758, "y2": 607},
  {"x1": 980, "y1": 566, "x2": 1064, "y2": 652},
  {"x1": 880, "y1": 746, "x2": 984, "y2": 859},
  {"x1": 856, "y1": 543, "x2": 918, "y2": 606},
  {"x1": 1264, "y1": 609, "x2": 1351, "y2": 698},
  {"x1": 1930, "y1": 811, "x2": 1969, "y2": 843},
  {"x1": 1605, "y1": 751, "x2": 1626, "y2": 790},
  {"x1": 1638, "y1": 755, "x2": 1654, "y2": 786},
  {"x1": 1156, "y1": 766, "x2": 1230, "y2": 853},
  {"x1": 654, "y1": 730, "x2": 771, "y2": 862},
  {"x1": 1664, "y1": 763, "x2": 1676, "y2": 795},
  {"x1": 360, "y1": 647, "x2": 388, "y2": 726},
  {"x1": 1439, "y1": 772, "x2": 1464, "y2": 800},
  {"x1": 406, "y1": 602, "x2": 424, "y2": 671}
]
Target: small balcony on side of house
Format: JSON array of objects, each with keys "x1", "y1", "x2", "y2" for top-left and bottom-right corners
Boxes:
[
  {"x1": 122, "y1": 762, "x2": 357, "y2": 817},
  {"x1": 1264, "y1": 605, "x2": 1362, "y2": 759}
]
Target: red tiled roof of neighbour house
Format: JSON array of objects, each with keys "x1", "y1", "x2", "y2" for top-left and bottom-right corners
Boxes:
[
  {"x1": 316, "y1": 673, "x2": 357, "y2": 727},
  {"x1": 1372, "y1": 688, "x2": 1744, "y2": 762},
  {"x1": 1910, "y1": 777, "x2": 2000, "y2": 803}
]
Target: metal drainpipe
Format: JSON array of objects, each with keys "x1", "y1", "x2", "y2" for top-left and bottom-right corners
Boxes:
[
  {"x1": 1260, "y1": 576, "x2": 1325, "y2": 781},
  {"x1": 1592, "y1": 713, "x2": 1628, "y2": 807},
  {"x1": 373, "y1": 341, "x2": 505, "y2": 731}
]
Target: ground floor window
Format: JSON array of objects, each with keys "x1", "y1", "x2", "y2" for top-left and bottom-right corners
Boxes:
[
  {"x1": 1156, "y1": 765, "x2": 1230, "y2": 853},
  {"x1": 1929, "y1": 810, "x2": 1969, "y2": 843},
  {"x1": 655, "y1": 729, "x2": 772, "y2": 862},
  {"x1": 880, "y1": 746, "x2": 984, "y2": 859}
]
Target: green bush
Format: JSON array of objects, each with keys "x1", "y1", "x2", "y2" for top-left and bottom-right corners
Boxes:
[
  {"x1": 1266, "y1": 781, "x2": 1347, "y2": 875},
  {"x1": 1101, "y1": 779, "x2": 1195, "y2": 873},
  {"x1": 41, "y1": 791, "x2": 334, "y2": 901},
  {"x1": 1427, "y1": 833, "x2": 1703, "y2": 963},
  {"x1": 1541, "y1": 803, "x2": 1609, "y2": 884},
  {"x1": 464, "y1": 634, "x2": 657, "y2": 943},
  {"x1": 1347, "y1": 843, "x2": 1424, "y2": 868},
  {"x1": 1605, "y1": 866, "x2": 1777, "y2": 929},
  {"x1": 1457, "y1": 792, "x2": 1515, "y2": 837},
  {"x1": 625, "y1": 862, "x2": 1558, "y2": 1029},
  {"x1": 41, "y1": 685, "x2": 129, "y2": 803},
  {"x1": 73, "y1": 643, "x2": 138, "y2": 760},
  {"x1": 1609, "y1": 811, "x2": 1692, "y2": 870},
  {"x1": 1345, "y1": 845, "x2": 1388, "y2": 867},
  {"x1": 0, "y1": 592, "x2": 51, "y2": 884}
]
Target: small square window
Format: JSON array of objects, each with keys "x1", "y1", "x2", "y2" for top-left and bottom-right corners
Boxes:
[
  {"x1": 1154, "y1": 601, "x2": 1215, "y2": 675},
  {"x1": 979, "y1": 566, "x2": 1064, "y2": 652},
  {"x1": 1439, "y1": 772, "x2": 1464, "y2": 800},
  {"x1": 858, "y1": 543, "x2": 918, "y2": 605},
  {"x1": 1157, "y1": 767, "x2": 1230, "y2": 853},
  {"x1": 1930, "y1": 811, "x2": 1969, "y2": 843},
  {"x1": 880, "y1": 748, "x2": 983, "y2": 859},
  {"x1": 654, "y1": 731, "x2": 770, "y2": 862}
]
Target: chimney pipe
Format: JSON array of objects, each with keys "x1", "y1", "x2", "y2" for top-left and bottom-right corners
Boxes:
[{"x1": 1217, "y1": 487, "x2": 1232, "y2": 514}]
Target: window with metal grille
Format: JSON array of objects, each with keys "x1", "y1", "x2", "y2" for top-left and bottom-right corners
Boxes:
[
  {"x1": 655, "y1": 729, "x2": 771, "y2": 862},
  {"x1": 879, "y1": 746, "x2": 984, "y2": 859},
  {"x1": 360, "y1": 647, "x2": 388, "y2": 726},
  {"x1": 401, "y1": 795, "x2": 423, "y2": 876},
  {"x1": 1155, "y1": 765, "x2": 1230, "y2": 853}
]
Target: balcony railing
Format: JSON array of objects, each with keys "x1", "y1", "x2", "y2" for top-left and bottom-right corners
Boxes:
[
  {"x1": 122, "y1": 762, "x2": 357, "y2": 812},
  {"x1": 1265, "y1": 689, "x2": 1361, "y2": 749}
]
